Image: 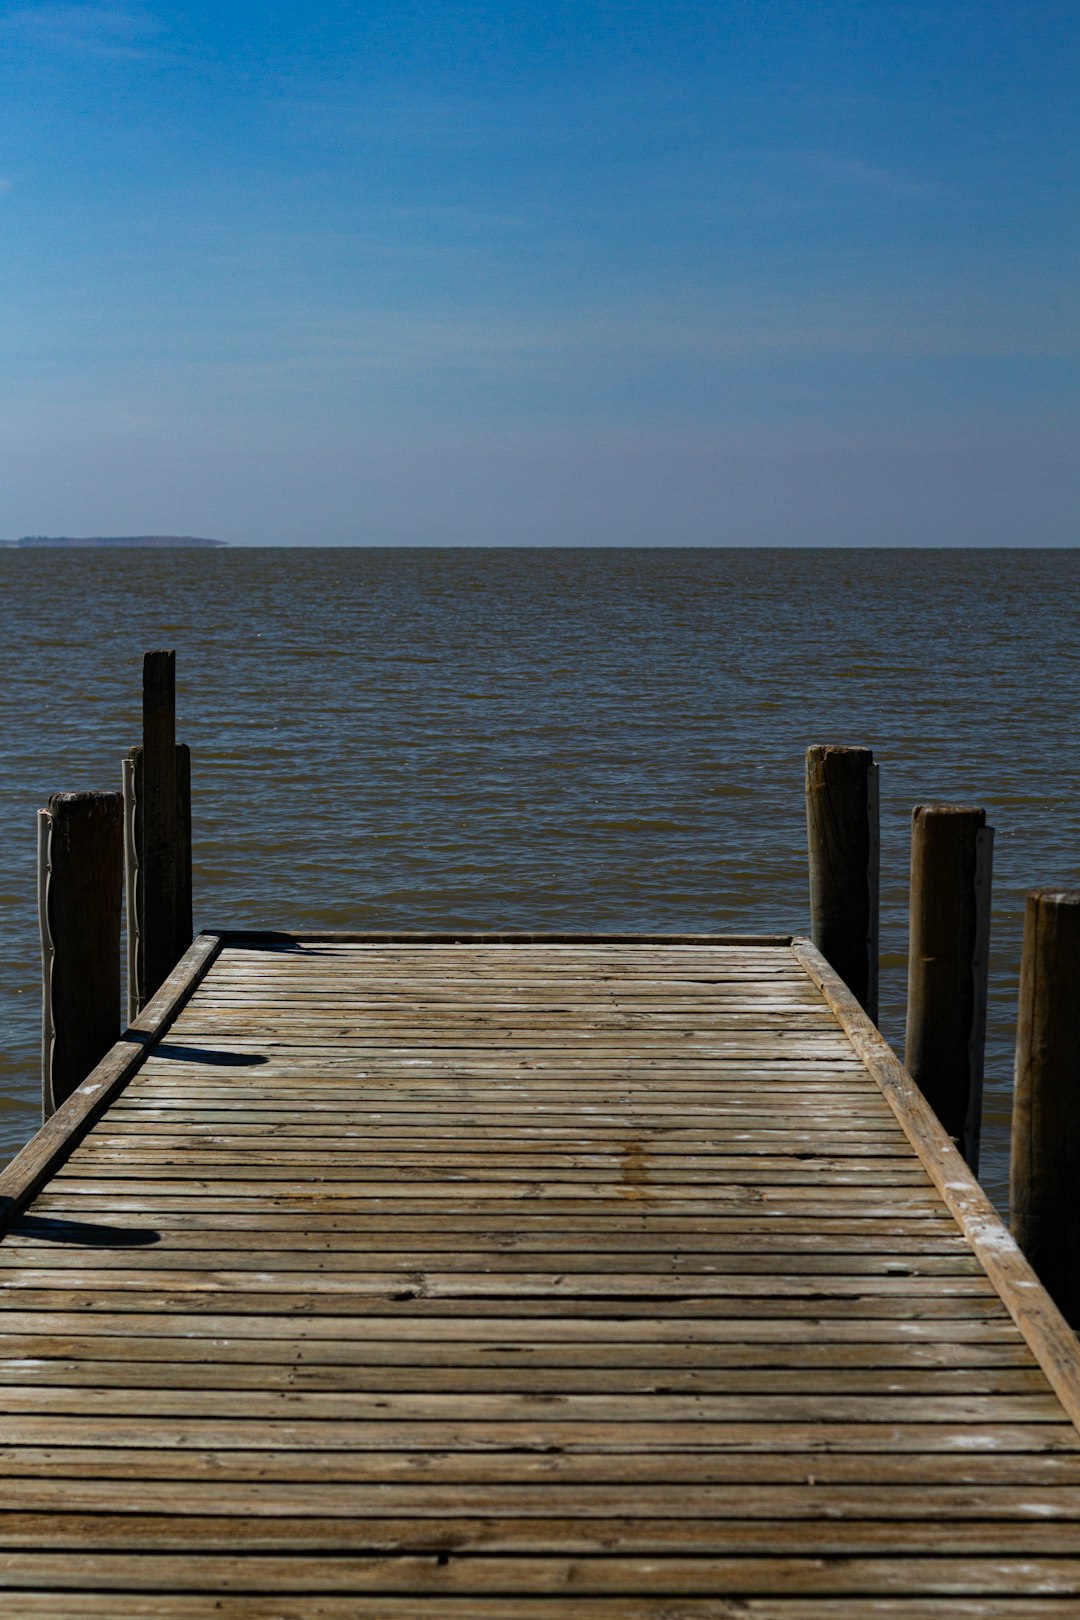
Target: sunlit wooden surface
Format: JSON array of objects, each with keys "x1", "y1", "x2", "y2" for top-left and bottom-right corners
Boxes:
[{"x1": 2, "y1": 935, "x2": 1079, "y2": 1615}]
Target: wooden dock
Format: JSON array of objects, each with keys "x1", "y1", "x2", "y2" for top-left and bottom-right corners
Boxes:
[{"x1": 2, "y1": 931, "x2": 1080, "y2": 1615}]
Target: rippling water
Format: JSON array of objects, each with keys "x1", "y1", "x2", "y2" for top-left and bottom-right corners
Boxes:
[{"x1": 2, "y1": 546, "x2": 1077, "y2": 1210}]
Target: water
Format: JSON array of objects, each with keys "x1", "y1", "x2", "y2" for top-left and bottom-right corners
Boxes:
[{"x1": 1, "y1": 545, "x2": 1077, "y2": 1210}]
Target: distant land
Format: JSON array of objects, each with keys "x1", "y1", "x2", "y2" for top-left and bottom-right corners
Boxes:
[{"x1": 1, "y1": 535, "x2": 227, "y2": 549}]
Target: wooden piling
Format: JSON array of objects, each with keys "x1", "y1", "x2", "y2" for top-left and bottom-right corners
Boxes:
[
  {"x1": 38, "y1": 791, "x2": 123, "y2": 1116},
  {"x1": 121, "y1": 753, "x2": 138, "y2": 1023},
  {"x1": 126, "y1": 738, "x2": 193, "y2": 1016},
  {"x1": 126, "y1": 651, "x2": 193, "y2": 1011},
  {"x1": 1011, "y1": 886, "x2": 1080, "y2": 1325},
  {"x1": 904, "y1": 803, "x2": 993, "y2": 1172},
  {"x1": 805, "y1": 744, "x2": 879, "y2": 1021},
  {"x1": 140, "y1": 649, "x2": 178, "y2": 1003}
]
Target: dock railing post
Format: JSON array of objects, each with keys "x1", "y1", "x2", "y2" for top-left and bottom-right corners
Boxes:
[
  {"x1": 904, "y1": 804, "x2": 993, "y2": 1173},
  {"x1": 805, "y1": 745, "x2": 880, "y2": 1022},
  {"x1": 126, "y1": 651, "x2": 193, "y2": 1013},
  {"x1": 38, "y1": 791, "x2": 124, "y2": 1117},
  {"x1": 1010, "y1": 887, "x2": 1080, "y2": 1326}
]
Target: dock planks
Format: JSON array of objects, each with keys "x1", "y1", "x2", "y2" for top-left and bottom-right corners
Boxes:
[{"x1": 2, "y1": 932, "x2": 1080, "y2": 1615}]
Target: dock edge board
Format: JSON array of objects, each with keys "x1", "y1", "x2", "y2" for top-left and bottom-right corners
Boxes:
[
  {"x1": 0, "y1": 931, "x2": 223, "y2": 1231},
  {"x1": 792, "y1": 935, "x2": 1080, "y2": 1439}
]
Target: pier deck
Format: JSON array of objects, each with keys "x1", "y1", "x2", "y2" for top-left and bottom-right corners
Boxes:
[{"x1": 2, "y1": 932, "x2": 1080, "y2": 1615}]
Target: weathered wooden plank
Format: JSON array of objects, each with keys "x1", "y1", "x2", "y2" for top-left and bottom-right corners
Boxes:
[
  {"x1": 53, "y1": 1158, "x2": 931, "y2": 1182},
  {"x1": 164, "y1": 993, "x2": 848, "y2": 1017},
  {"x1": 187, "y1": 991, "x2": 827, "y2": 1005},
  {"x1": 61, "y1": 1130, "x2": 920, "y2": 1158},
  {"x1": 0, "y1": 1291, "x2": 1012, "y2": 1321},
  {"x1": 21, "y1": 1193, "x2": 963, "y2": 1218},
  {"x1": 63, "y1": 1135, "x2": 921, "y2": 1158},
  {"x1": 42, "y1": 1178, "x2": 945, "y2": 1200},
  {"x1": 88, "y1": 1123, "x2": 910, "y2": 1144},
  {"x1": 0, "y1": 1386, "x2": 1058, "y2": 1423},
  {"x1": 0, "y1": 1250, "x2": 983, "y2": 1277},
  {"x1": 145, "y1": 1029, "x2": 859, "y2": 1044},
  {"x1": 0, "y1": 1212, "x2": 971, "y2": 1239},
  {"x1": 175, "y1": 1010, "x2": 841, "y2": 1026},
  {"x1": 0, "y1": 1329, "x2": 1032, "y2": 1365},
  {"x1": 6, "y1": 1210, "x2": 965, "y2": 1237},
  {"x1": 0, "y1": 1476, "x2": 1072, "y2": 1517},
  {"x1": 130, "y1": 1051, "x2": 873, "y2": 1068},
  {"x1": 116, "y1": 1078, "x2": 880, "y2": 1094},
  {"x1": 3, "y1": 1513, "x2": 1080, "y2": 1555},
  {"x1": 5, "y1": 1550, "x2": 1080, "y2": 1595},
  {"x1": 0, "y1": 1359, "x2": 1044, "y2": 1393},
  {"x1": 263, "y1": 941, "x2": 796, "y2": 949},
  {"x1": 3, "y1": 1445, "x2": 1078, "y2": 1487},
  {"x1": 0, "y1": 1415, "x2": 1068, "y2": 1451},
  {"x1": 6, "y1": 1594, "x2": 1080, "y2": 1619},
  {"x1": 0, "y1": 1307, "x2": 1028, "y2": 1340},
  {"x1": 0, "y1": 1270, "x2": 999, "y2": 1303},
  {"x1": 90, "y1": 1095, "x2": 906, "y2": 1114}
]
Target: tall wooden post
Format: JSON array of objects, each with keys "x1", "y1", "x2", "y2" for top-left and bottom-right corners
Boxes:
[
  {"x1": 127, "y1": 650, "x2": 192, "y2": 1012},
  {"x1": 805, "y1": 745, "x2": 880, "y2": 1022},
  {"x1": 176, "y1": 739, "x2": 193, "y2": 950},
  {"x1": 141, "y1": 649, "x2": 177, "y2": 1004},
  {"x1": 1011, "y1": 887, "x2": 1080, "y2": 1325},
  {"x1": 38, "y1": 791, "x2": 124, "y2": 1116},
  {"x1": 904, "y1": 804, "x2": 993, "y2": 1172},
  {"x1": 125, "y1": 740, "x2": 193, "y2": 1018},
  {"x1": 122, "y1": 753, "x2": 139, "y2": 1023}
]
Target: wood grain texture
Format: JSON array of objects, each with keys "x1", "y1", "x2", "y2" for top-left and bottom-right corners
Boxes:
[{"x1": 3, "y1": 930, "x2": 1080, "y2": 1611}]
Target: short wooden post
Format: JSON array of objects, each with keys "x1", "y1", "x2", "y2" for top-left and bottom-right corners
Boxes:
[
  {"x1": 904, "y1": 805, "x2": 993, "y2": 1172},
  {"x1": 1011, "y1": 887, "x2": 1080, "y2": 1325},
  {"x1": 38, "y1": 791, "x2": 124, "y2": 1116},
  {"x1": 805, "y1": 745, "x2": 880, "y2": 1022}
]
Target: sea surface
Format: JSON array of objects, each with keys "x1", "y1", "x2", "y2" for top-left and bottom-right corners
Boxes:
[{"x1": 1, "y1": 546, "x2": 1077, "y2": 1212}]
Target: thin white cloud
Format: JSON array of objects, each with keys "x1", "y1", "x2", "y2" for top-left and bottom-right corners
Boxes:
[
  {"x1": 792, "y1": 150, "x2": 932, "y2": 196},
  {"x1": 161, "y1": 290, "x2": 1075, "y2": 405},
  {"x1": 2, "y1": 4, "x2": 162, "y2": 60},
  {"x1": 0, "y1": 179, "x2": 12, "y2": 195}
]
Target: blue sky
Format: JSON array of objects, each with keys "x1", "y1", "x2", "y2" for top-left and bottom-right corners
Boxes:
[{"x1": 1, "y1": 1, "x2": 1077, "y2": 544}]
